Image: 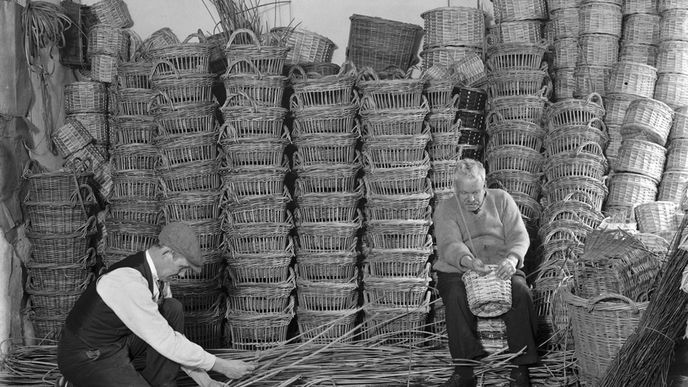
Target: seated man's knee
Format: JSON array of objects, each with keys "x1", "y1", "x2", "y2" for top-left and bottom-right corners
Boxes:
[{"x1": 511, "y1": 275, "x2": 532, "y2": 304}]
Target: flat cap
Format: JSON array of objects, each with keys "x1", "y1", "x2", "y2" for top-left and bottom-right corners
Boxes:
[{"x1": 158, "y1": 222, "x2": 203, "y2": 273}]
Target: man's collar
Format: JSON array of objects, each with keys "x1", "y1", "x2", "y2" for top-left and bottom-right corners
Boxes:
[{"x1": 145, "y1": 250, "x2": 159, "y2": 282}]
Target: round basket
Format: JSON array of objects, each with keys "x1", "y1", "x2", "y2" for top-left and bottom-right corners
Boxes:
[
  {"x1": 365, "y1": 219, "x2": 432, "y2": 250},
  {"x1": 222, "y1": 166, "x2": 286, "y2": 198},
  {"x1": 574, "y1": 65, "x2": 613, "y2": 98},
  {"x1": 155, "y1": 132, "x2": 218, "y2": 168},
  {"x1": 420, "y1": 46, "x2": 483, "y2": 71},
  {"x1": 659, "y1": 9, "x2": 688, "y2": 41},
  {"x1": 105, "y1": 221, "x2": 160, "y2": 254},
  {"x1": 620, "y1": 98, "x2": 674, "y2": 146},
  {"x1": 118, "y1": 61, "x2": 153, "y2": 89},
  {"x1": 614, "y1": 138, "x2": 667, "y2": 183},
  {"x1": 635, "y1": 201, "x2": 680, "y2": 234},
  {"x1": 148, "y1": 32, "x2": 210, "y2": 76},
  {"x1": 545, "y1": 92, "x2": 606, "y2": 128},
  {"x1": 292, "y1": 104, "x2": 357, "y2": 136},
  {"x1": 603, "y1": 93, "x2": 641, "y2": 126},
  {"x1": 622, "y1": 13, "x2": 661, "y2": 46},
  {"x1": 109, "y1": 199, "x2": 160, "y2": 225},
  {"x1": 296, "y1": 251, "x2": 358, "y2": 283},
  {"x1": 492, "y1": 0, "x2": 547, "y2": 22},
  {"x1": 607, "y1": 61, "x2": 657, "y2": 98},
  {"x1": 658, "y1": 170, "x2": 688, "y2": 204},
  {"x1": 619, "y1": 43, "x2": 658, "y2": 67},
  {"x1": 297, "y1": 279, "x2": 359, "y2": 311},
  {"x1": 90, "y1": 54, "x2": 119, "y2": 83},
  {"x1": 365, "y1": 186, "x2": 432, "y2": 221},
  {"x1": 364, "y1": 277, "x2": 429, "y2": 308},
  {"x1": 462, "y1": 265, "x2": 512, "y2": 318},
  {"x1": 27, "y1": 229, "x2": 95, "y2": 265},
  {"x1": 26, "y1": 252, "x2": 95, "y2": 292},
  {"x1": 552, "y1": 37, "x2": 579, "y2": 69},
  {"x1": 163, "y1": 191, "x2": 221, "y2": 222},
  {"x1": 577, "y1": 33, "x2": 620, "y2": 67},
  {"x1": 221, "y1": 60, "x2": 287, "y2": 107},
  {"x1": 67, "y1": 113, "x2": 109, "y2": 145},
  {"x1": 485, "y1": 145, "x2": 544, "y2": 174},
  {"x1": 91, "y1": 0, "x2": 132, "y2": 28},
  {"x1": 656, "y1": 40, "x2": 688, "y2": 75},
  {"x1": 360, "y1": 106, "x2": 429, "y2": 136},
  {"x1": 296, "y1": 185, "x2": 363, "y2": 223},
  {"x1": 363, "y1": 164, "x2": 430, "y2": 196},
  {"x1": 545, "y1": 152, "x2": 608, "y2": 181},
  {"x1": 222, "y1": 136, "x2": 289, "y2": 169},
  {"x1": 365, "y1": 244, "x2": 432, "y2": 278},
  {"x1": 485, "y1": 68, "x2": 551, "y2": 100},
  {"x1": 150, "y1": 69, "x2": 215, "y2": 107},
  {"x1": 117, "y1": 88, "x2": 155, "y2": 116},
  {"x1": 155, "y1": 102, "x2": 217, "y2": 136},
  {"x1": 296, "y1": 220, "x2": 361, "y2": 252},
  {"x1": 294, "y1": 164, "x2": 360, "y2": 194},
  {"x1": 579, "y1": 2, "x2": 623, "y2": 36},
  {"x1": 485, "y1": 118, "x2": 545, "y2": 151},
  {"x1": 654, "y1": 73, "x2": 688, "y2": 109},
  {"x1": 160, "y1": 160, "x2": 221, "y2": 194},
  {"x1": 227, "y1": 253, "x2": 293, "y2": 286},
  {"x1": 606, "y1": 172, "x2": 659, "y2": 207},
  {"x1": 552, "y1": 68, "x2": 576, "y2": 101},
  {"x1": 658, "y1": 0, "x2": 688, "y2": 12},
  {"x1": 224, "y1": 190, "x2": 290, "y2": 225},
  {"x1": 224, "y1": 28, "x2": 289, "y2": 76},
  {"x1": 111, "y1": 144, "x2": 158, "y2": 171},
  {"x1": 497, "y1": 20, "x2": 544, "y2": 43},
  {"x1": 51, "y1": 118, "x2": 93, "y2": 158},
  {"x1": 421, "y1": 7, "x2": 485, "y2": 48},
  {"x1": 221, "y1": 95, "x2": 287, "y2": 139},
  {"x1": 64, "y1": 82, "x2": 107, "y2": 114},
  {"x1": 666, "y1": 139, "x2": 688, "y2": 171},
  {"x1": 289, "y1": 65, "x2": 356, "y2": 108},
  {"x1": 542, "y1": 176, "x2": 609, "y2": 210},
  {"x1": 270, "y1": 27, "x2": 336, "y2": 64},
  {"x1": 23, "y1": 165, "x2": 92, "y2": 203},
  {"x1": 487, "y1": 170, "x2": 543, "y2": 198},
  {"x1": 423, "y1": 79, "x2": 455, "y2": 110},
  {"x1": 356, "y1": 67, "x2": 425, "y2": 110},
  {"x1": 487, "y1": 95, "x2": 547, "y2": 124},
  {"x1": 549, "y1": 7, "x2": 579, "y2": 40},
  {"x1": 671, "y1": 107, "x2": 688, "y2": 141},
  {"x1": 88, "y1": 24, "x2": 128, "y2": 59},
  {"x1": 624, "y1": 0, "x2": 660, "y2": 14},
  {"x1": 362, "y1": 131, "x2": 430, "y2": 168}
]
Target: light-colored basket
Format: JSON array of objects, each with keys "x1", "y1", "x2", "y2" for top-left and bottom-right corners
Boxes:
[
  {"x1": 614, "y1": 138, "x2": 667, "y2": 182},
  {"x1": 294, "y1": 164, "x2": 360, "y2": 194},
  {"x1": 552, "y1": 38, "x2": 578, "y2": 69},
  {"x1": 579, "y1": 2, "x2": 623, "y2": 36},
  {"x1": 296, "y1": 219, "x2": 361, "y2": 253},
  {"x1": 658, "y1": 0, "x2": 688, "y2": 12},
  {"x1": 666, "y1": 138, "x2": 688, "y2": 171},
  {"x1": 485, "y1": 118, "x2": 545, "y2": 151},
  {"x1": 91, "y1": 0, "x2": 133, "y2": 28},
  {"x1": 356, "y1": 68, "x2": 425, "y2": 111},
  {"x1": 604, "y1": 92, "x2": 641, "y2": 126},
  {"x1": 296, "y1": 252, "x2": 358, "y2": 283},
  {"x1": 492, "y1": 0, "x2": 547, "y2": 23},
  {"x1": 619, "y1": 43, "x2": 658, "y2": 67},
  {"x1": 547, "y1": 0, "x2": 582, "y2": 13},
  {"x1": 363, "y1": 277, "x2": 430, "y2": 308},
  {"x1": 622, "y1": 13, "x2": 661, "y2": 45},
  {"x1": 658, "y1": 171, "x2": 688, "y2": 204},
  {"x1": 552, "y1": 68, "x2": 576, "y2": 101},
  {"x1": 64, "y1": 82, "x2": 108, "y2": 114},
  {"x1": 365, "y1": 184, "x2": 432, "y2": 221},
  {"x1": 577, "y1": 33, "x2": 620, "y2": 67},
  {"x1": 574, "y1": 65, "x2": 613, "y2": 98},
  {"x1": 487, "y1": 95, "x2": 548, "y2": 124},
  {"x1": 485, "y1": 68, "x2": 551, "y2": 100},
  {"x1": 545, "y1": 92, "x2": 606, "y2": 128},
  {"x1": 224, "y1": 29, "x2": 290, "y2": 76},
  {"x1": 364, "y1": 164, "x2": 431, "y2": 196},
  {"x1": 222, "y1": 166, "x2": 286, "y2": 198},
  {"x1": 88, "y1": 24, "x2": 128, "y2": 59},
  {"x1": 497, "y1": 20, "x2": 544, "y2": 44},
  {"x1": 635, "y1": 201, "x2": 680, "y2": 234},
  {"x1": 221, "y1": 60, "x2": 287, "y2": 107},
  {"x1": 656, "y1": 40, "x2": 688, "y2": 75},
  {"x1": 420, "y1": 46, "x2": 483, "y2": 72},
  {"x1": 51, "y1": 118, "x2": 93, "y2": 158},
  {"x1": 362, "y1": 131, "x2": 431, "y2": 168},
  {"x1": 148, "y1": 32, "x2": 210, "y2": 76},
  {"x1": 545, "y1": 152, "x2": 608, "y2": 182},
  {"x1": 606, "y1": 172, "x2": 658, "y2": 207},
  {"x1": 487, "y1": 170, "x2": 543, "y2": 198},
  {"x1": 549, "y1": 7, "x2": 579, "y2": 40},
  {"x1": 365, "y1": 219, "x2": 432, "y2": 250},
  {"x1": 486, "y1": 42, "x2": 547, "y2": 72},
  {"x1": 421, "y1": 7, "x2": 485, "y2": 49},
  {"x1": 606, "y1": 61, "x2": 657, "y2": 98},
  {"x1": 289, "y1": 65, "x2": 356, "y2": 108},
  {"x1": 542, "y1": 176, "x2": 609, "y2": 211},
  {"x1": 485, "y1": 145, "x2": 545, "y2": 174},
  {"x1": 671, "y1": 107, "x2": 688, "y2": 141},
  {"x1": 296, "y1": 185, "x2": 363, "y2": 223},
  {"x1": 654, "y1": 73, "x2": 688, "y2": 109},
  {"x1": 270, "y1": 27, "x2": 337, "y2": 64},
  {"x1": 620, "y1": 98, "x2": 674, "y2": 146},
  {"x1": 623, "y1": 0, "x2": 659, "y2": 15},
  {"x1": 462, "y1": 265, "x2": 512, "y2": 318},
  {"x1": 659, "y1": 9, "x2": 688, "y2": 41}
]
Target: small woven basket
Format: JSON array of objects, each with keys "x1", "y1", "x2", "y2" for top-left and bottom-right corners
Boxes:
[
  {"x1": 293, "y1": 131, "x2": 359, "y2": 166},
  {"x1": 363, "y1": 163, "x2": 430, "y2": 196},
  {"x1": 603, "y1": 93, "x2": 641, "y2": 127},
  {"x1": 659, "y1": 9, "x2": 688, "y2": 41},
  {"x1": 293, "y1": 164, "x2": 360, "y2": 194},
  {"x1": 91, "y1": 0, "x2": 133, "y2": 28},
  {"x1": 288, "y1": 64, "x2": 356, "y2": 108},
  {"x1": 574, "y1": 65, "x2": 613, "y2": 98},
  {"x1": 356, "y1": 67, "x2": 425, "y2": 110},
  {"x1": 148, "y1": 31, "x2": 210, "y2": 76},
  {"x1": 487, "y1": 95, "x2": 547, "y2": 124},
  {"x1": 619, "y1": 43, "x2": 658, "y2": 67},
  {"x1": 421, "y1": 7, "x2": 485, "y2": 48},
  {"x1": 621, "y1": 98, "x2": 674, "y2": 146},
  {"x1": 635, "y1": 201, "x2": 680, "y2": 235},
  {"x1": 118, "y1": 61, "x2": 153, "y2": 89},
  {"x1": 654, "y1": 73, "x2": 688, "y2": 109},
  {"x1": 88, "y1": 24, "x2": 128, "y2": 59},
  {"x1": 156, "y1": 102, "x2": 217, "y2": 136},
  {"x1": 486, "y1": 42, "x2": 547, "y2": 72},
  {"x1": 296, "y1": 219, "x2": 361, "y2": 253},
  {"x1": 294, "y1": 184, "x2": 362, "y2": 223},
  {"x1": 224, "y1": 28, "x2": 289, "y2": 76},
  {"x1": 579, "y1": 2, "x2": 623, "y2": 36},
  {"x1": 462, "y1": 265, "x2": 512, "y2": 318},
  {"x1": 360, "y1": 106, "x2": 429, "y2": 136},
  {"x1": 64, "y1": 82, "x2": 108, "y2": 114},
  {"x1": 221, "y1": 60, "x2": 287, "y2": 107},
  {"x1": 221, "y1": 95, "x2": 287, "y2": 139},
  {"x1": 657, "y1": 40, "x2": 688, "y2": 75},
  {"x1": 270, "y1": 27, "x2": 337, "y2": 64},
  {"x1": 658, "y1": 171, "x2": 688, "y2": 204},
  {"x1": 155, "y1": 131, "x2": 218, "y2": 168},
  {"x1": 222, "y1": 166, "x2": 286, "y2": 198},
  {"x1": 614, "y1": 138, "x2": 666, "y2": 183},
  {"x1": 296, "y1": 251, "x2": 358, "y2": 283},
  {"x1": 606, "y1": 172, "x2": 659, "y2": 208},
  {"x1": 622, "y1": 13, "x2": 661, "y2": 45},
  {"x1": 150, "y1": 67, "x2": 215, "y2": 107},
  {"x1": 485, "y1": 68, "x2": 551, "y2": 100},
  {"x1": 363, "y1": 277, "x2": 430, "y2": 308},
  {"x1": 666, "y1": 139, "x2": 688, "y2": 171},
  {"x1": 109, "y1": 199, "x2": 161, "y2": 225},
  {"x1": 365, "y1": 243, "x2": 432, "y2": 279},
  {"x1": 222, "y1": 136, "x2": 289, "y2": 169},
  {"x1": 111, "y1": 170, "x2": 159, "y2": 200},
  {"x1": 577, "y1": 34, "x2": 620, "y2": 67},
  {"x1": 117, "y1": 88, "x2": 155, "y2": 116},
  {"x1": 606, "y1": 61, "x2": 658, "y2": 98},
  {"x1": 485, "y1": 145, "x2": 545, "y2": 174}
]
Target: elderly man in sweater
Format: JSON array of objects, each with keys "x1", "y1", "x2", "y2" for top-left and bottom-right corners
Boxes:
[{"x1": 433, "y1": 159, "x2": 537, "y2": 387}]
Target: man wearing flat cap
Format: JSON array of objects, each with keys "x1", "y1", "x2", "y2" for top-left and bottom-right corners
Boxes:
[{"x1": 57, "y1": 222, "x2": 255, "y2": 387}]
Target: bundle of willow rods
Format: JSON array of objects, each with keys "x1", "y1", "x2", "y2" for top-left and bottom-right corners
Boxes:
[{"x1": 599, "y1": 220, "x2": 688, "y2": 386}]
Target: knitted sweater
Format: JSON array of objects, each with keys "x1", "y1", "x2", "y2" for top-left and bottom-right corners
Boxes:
[{"x1": 433, "y1": 188, "x2": 530, "y2": 273}]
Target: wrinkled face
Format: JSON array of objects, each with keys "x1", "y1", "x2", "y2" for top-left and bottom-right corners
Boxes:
[
  {"x1": 454, "y1": 175, "x2": 486, "y2": 212},
  {"x1": 161, "y1": 249, "x2": 193, "y2": 281}
]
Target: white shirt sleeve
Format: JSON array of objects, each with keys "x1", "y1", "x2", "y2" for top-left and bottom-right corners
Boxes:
[{"x1": 96, "y1": 268, "x2": 216, "y2": 371}]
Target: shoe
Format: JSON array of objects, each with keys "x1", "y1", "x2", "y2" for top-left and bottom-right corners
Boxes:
[
  {"x1": 441, "y1": 372, "x2": 477, "y2": 387},
  {"x1": 509, "y1": 367, "x2": 532, "y2": 387}
]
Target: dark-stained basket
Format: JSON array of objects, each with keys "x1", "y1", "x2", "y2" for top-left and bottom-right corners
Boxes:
[
  {"x1": 23, "y1": 163, "x2": 92, "y2": 203},
  {"x1": 110, "y1": 144, "x2": 158, "y2": 171},
  {"x1": 293, "y1": 130, "x2": 359, "y2": 166},
  {"x1": 295, "y1": 184, "x2": 363, "y2": 223},
  {"x1": 163, "y1": 191, "x2": 221, "y2": 222},
  {"x1": 296, "y1": 218, "x2": 361, "y2": 252},
  {"x1": 222, "y1": 135, "x2": 289, "y2": 169},
  {"x1": 159, "y1": 160, "x2": 221, "y2": 194},
  {"x1": 109, "y1": 199, "x2": 161, "y2": 225},
  {"x1": 365, "y1": 182, "x2": 432, "y2": 221},
  {"x1": 111, "y1": 170, "x2": 160, "y2": 200},
  {"x1": 155, "y1": 131, "x2": 218, "y2": 168},
  {"x1": 26, "y1": 250, "x2": 95, "y2": 292},
  {"x1": 27, "y1": 229, "x2": 95, "y2": 265},
  {"x1": 297, "y1": 278, "x2": 359, "y2": 311}
]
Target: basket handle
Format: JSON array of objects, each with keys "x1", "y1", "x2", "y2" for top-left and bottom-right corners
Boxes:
[
  {"x1": 358, "y1": 94, "x2": 377, "y2": 113},
  {"x1": 225, "y1": 28, "x2": 260, "y2": 50},
  {"x1": 486, "y1": 111, "x2": 504, "y2": 127},
  {"x1": 562, "y1": 190, "x2": 594, "y2": 205},
  {"x1": 573, "y1": 141, "x2": 604, "y2": 158},
  {"x1": 125, "y1": 29, "x2": 143, "y2": 62},
  {"x1": 287, "y1": 64, "x2": 307, "y2": 80},
  {"x1": 588, "y1": 117, "x2": 609, "y2": 140},
  {"x1": 224, "y1": 58, "x2": 263, "y2": 78},
  {"x1": 545, "y1": 208, "x2": 584, "y2": 224},
  {"x1": 357, "y1": 66, "x2": 380, "y2": 82},
  {"x1": 587, "y1": 293, "x2": 640, "y2": 314},
  {"x1": 289, "y1": 93, "x2": 303, "y2": 111},
  {"x1": 338, "y1": 60, "x2": 357, "y2": 77},
  {"x1": 221, "y1": 91, "x2": 258, "y2": 111},
  {"x1": 149, "y1": 90, "x2": 175, "y2": 113},
  {"x1": 543, "y1": 227, "x2": 583, "y2": 245},
  {"x1": 586, "y1": 92, "x2": 605, "y2": 110},
  {"x1": 183, "y1": 29, "x2": 207, "y2": 44},
  {"x1": 149, "y1": 59, "x2": 180, "y2": 80}
]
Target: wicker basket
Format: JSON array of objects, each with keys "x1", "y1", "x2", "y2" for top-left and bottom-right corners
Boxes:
[
  {"x1": 64, "y1": 82, "x2": 108, "y2": 114},
  {"x1": 224, "y1": 28, "x2": 289, "y2": 76},
  {"x1": 541, "y1": 199, "x2": 605, "y2": 231},
  {"x1": 363, "y1": 163, "x2": 430, "y2": 196},
  {"x1": 26, "y1": 251, "x2": 95, "y2": 292},
  {"x1": 160, "y1": 160, "x2": 221, "y2": 194},
  {"x1": 423, "y1": 79, "x2": 454, "y2": 110},
  {"x1": 155, "y1": 131, "x2": 218, "y2": 168},
  {"x1": 658, "y1": 0, "x2": 688, "y2": 12},
  {"x1": 110, "y1": 144, "x2": 158, "y2": 171},
  {"x1": 225, "y1": 221, "x2": 292, "y2": 255},
  {"x1": 545, "y1": 152, "x2": 608, "y2": 182},
  {"x1": 347, "y1": 14, "x2": 424, "y2": 72},
  {"x1": 428, "y1": 131, "x2": 460, "y2": 161},
  {"x1": 489, "y1": 169, "x2": 543, "y2": 198},
  {"x1": 545, "y1": 93, "x2": 606, "y2": 128},
  {"x1": 359, "y1": 106, "x2": 429, "y2": 137},
  {"x1": 486, "y1": 68, "x2": 551, "y2": 100},
  {"x1": 667, "y1": 139, "x2": 688, "y2": 171},
  {"x1": 105, "y1": 221, "x2": 160, "y2": 254},
  {"x1": 462, "y1": 265, "x2": 512, "y2": 318},
  {"x1": 220, "y1": 95, "x2": 287, "y2": 139},
  {"x1": 450, "y1": 53, "x2": 488, "y2": 88},
  {"x1": 606, "y1": 172, "x2": 659, "y2": 207},
  {"x1": 23, "y1": 163, "x2": 92, "y2": 203},
  {"x1": 604, "y1": 93, "x2": 640, "y2": 127},
  {"x1": 619, "y1": 43, "x2": 658, "y2": 67},
  {"x1": 221, "y1": 60, "x2": 287, "y2": 107},
  {"x1": 365, "y1": 219, "x2": 431, "y2": 250},
  {"x1": 486, "y1": 42, "x2": 547, "y2": 72},
  {"x1": 635, "y1": 201, "x2": 680, "y2": 235},
  {"x1": 296, "y1": 218, "x2": 361, "y2": 253},
  {"x1": 542, "y1": 176, "x2": 609, "y2": 211},
  {"x1": 547, "y1": 0, "x2": 583, "y2": 12},
  {"x1": 364, "y1": 277, "x2": 429, "y2": 308},
  {"x1": 226, "y1": 308, "x2": 294, "y2": 350},
  {"x1": 292, "y1": 62, "x2": 341, "y2": 77},
  {"x1": 485, "y1": 145, "x2": 545, "y2": 174},
  {"x1": 577, "y1": 34, "x2": 620, "y2": 67},
  {"x1": 162, "y1": 191, "x2": 220, "y2": 223},
  {"x1": 227, "y1": 252, "x2": 293, "y2": 286},
  {"x1": 623, "y1": 0, "x2": 659, "y2": 14},
  {"x1": 421, "y1": 7, "x2": 485, "y2": 49},
  {"x1": 293, "y1": 131, "x2": 359, "y2": 166},
  {"x1": 224, "y1": 190, "x2": 290, "y2": 225},
  {"x1": 487, "y1": 95, "x2": 547, "y2": 124},
  {"x1": 295, "y1": 185, "x2": 363, "y2": 223},
  {"x1": 654, "y1": 73, "x2": 688, "y2": 109},
  {"x1": 579, "y1": 2, "x2": 623, "y2": 36},
  {"x1": 672, "y1": 107, "x2": 688, "y2": 141},
  {"x1": 270, "y1": 27, "x2": 337, "y2": 64},
  {"x1": 356, "y1": 67, "x2": 425, "y2": 110},
  {"x1": 607, "y1": 61, "x2": 657, "y2": 98},
  {"x1": 492, "y1": 0, "x2": 547, "y2": 22},
  {"x1": 148, "y1": 31, "x2": 210, "y2": 76},
  {"x1": 155, "y1": 102, "x2": 217, "y2": 136},
  {"x1": 117, "y1": 88, "x2": 155, "y2": 116},
  {"x1": 67, "y1": 113, "x2": 109, "y2": 146},
  {"x1": 485, "y1": 118, "x2": 545, "y2": 151},
  {"x1": 90, "y1": 53, "x2": 119, "y2": 83},
  {"x1": 497, "y1": 20, "x2": 544, "y2": 44},
  {"x1": 614, "y1": 139, "x2": 666, "y2": 183},
  {"x1": 118, "y1": 61, "x2": 153, "y2": 89},
  {"x1": 362, "y1": 131, "x2": 430, "y2": 168},
  {"x1": 222, "y1": 166, "x2": 286, "y2": 198},
  {"x1": 289, "y1": 65, "x2": 356, "y2": 108},
  {"x1": 52, "y1": 117, "x2": 94, "y2": 158},
  {"x1": 111, "y1": 170, "x2": 159, "y2": 200},
  {"x1": 222, "y1": 136, "x2": 289, "y2": 169},
  {"x1": 296, "y1": 252, "x2": 358, "y2": 283},
  {"x1": 365, "y1": 182, "x2": 431, "y2": 221},
  {"x1": 621, "y1": 98, "x2": 673, "y2": 146},
  {"x1": 659, "y1": 9, "x2": 688, "y2": 41},
  {"x1": 296, "y1": 308, "x2": 359, "y2": 344},
  {"x1": 292, "y1": 104, "x2": 357, "y2": 136},
  {"x1": 27, "y1": 289, "x2": 82, "y2": 321},
  {"x1": 657, "y1": 40, "x2": 688, "y2": 75},
  {"x1": 551, "y1": 68, "x2": 575, "y2": 101},
  {"x1": 109, "y1": 199, "x2": 160, "y2": 225},
  {"x1": 552, "y1": 38, "x2": 578, "y2": 70},
  {"x1": 565, "y1": 290, "x2": 647, "y2": 386},
  {"x1": 362, "y1": 303, "x2": 430, "y2": 347},
  {"x1": 549, "y1": 7, "x2": 579, "y2": 40},
  {"x1": 91, "y1": 0, "x2": 132, "y2": 28},
  {"x1": 297, "y1": 278, "x2": 359, "y2": 311},
  {"x1": 574, "y1": 65, "x2": 613, "y2": 98},
  {"x1": 150, "y1": 68, "x2": 215, "y2": 107},
  {"x1": 420, "y1": 46, "x2": 483, "y2": 73},
  {"x1": 88, "y1": 24, "x2": 128, "y2": 60},
  {"x1": 622, "y1": 13, "x2": 661, "y2": 45},
  {"x1": 658, "y1": 171, "x2": 688, "y2": 204},
  {"x1": 24, "y1": 194, "x2": 96, "y2": 234},
  {"x1": 293, "y1": 164, "x2": 360, "y2": 194}
]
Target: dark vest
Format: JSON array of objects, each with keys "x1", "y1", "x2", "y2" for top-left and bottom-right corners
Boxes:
[{"x1": 63, "y1": 251, "x2": 156, "y2": 348}]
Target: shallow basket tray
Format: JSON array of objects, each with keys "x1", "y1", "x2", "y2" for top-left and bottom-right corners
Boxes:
[
  {"x1": 365, "y1": 184, "x2": 433, "y2": 221},
  {"x1": 162, "y1": 191, "x2": 221, "y2": 222},
  {"x1": 226, "y1": 308, "x2": 294, "y2": 350},
  {"x1": 362, "y1": 131, "x2": 431, "y2": 168},
  {"x1": 364, "y1": 242, "x2": 432, "y2": 279},
  {"x1": 111, "y1": 170, "x2": 160, "y2": 200},
  {"x1": 293, "y1": 131, "x2": 359, "y2": 166},
  {"x1": 155, "y1": 102, "x2": 217, "y2": 136},
  {"x1": 227, "y1": 252, "x2": 294, "y2": 286},
  {"x1": 222, "y1": 166, "x2": 287, "y2": 198},
  {"x1": 292, "y1": 104, "x2": 358, "y2": 136},
  {"x1": 296, "y1": 308, "x2": 359, "y2": 344},
  {"x1": 224, "y1": 28, "x2": 290, "y2": 76},
  {"x1": 223, "y1": 190, "x2": 291, "y2": 225},
  {"x1": 359, "y1": 106, "x2": 429, "y2": 136},
  {"x1": 224, "y1": 221, "x2": 293, "y2": 255},
  {"x1": 294, "y1": 164, "x2": 360, "y2": 194},
  {"x1": 363, "y1": 163, "x2": 430, "y2": 196}
]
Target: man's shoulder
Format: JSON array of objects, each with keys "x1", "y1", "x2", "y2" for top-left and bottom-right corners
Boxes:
[{"x1": 487, "y1": 187, "x2": 512, "y2": 201}]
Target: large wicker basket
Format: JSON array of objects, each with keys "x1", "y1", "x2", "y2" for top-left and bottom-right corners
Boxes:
[
  {"x1": 224, "y1": 28, "x2": 290, "y2": 76},
  {"x1": 421, "y1": 7, "x2": 485, "y2": 49},
  {"x1": 270, "y1": 27, "x2": 337, "y2": 65}
]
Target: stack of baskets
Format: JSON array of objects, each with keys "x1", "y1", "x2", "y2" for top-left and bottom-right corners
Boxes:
[
  {"x1": 356, "y1": 67, "x2": 432, "y2": 347},
  {"x1": 22, "y1": 163, "x2": 97, "y2": 341},
  {"x1": 346, "y1": 14, "x2": 424, "y2": 73},
  {"x1": 419, "y1": 7, "x2": 486, "y2": 78},
  {"x1": 220, "y1": 29, "x2": 294, "y2": 350},
  {"x1": 58, "y1": 81, "x2": 113, "y2": 201},
  {"x1": 574, "y1": 0, "x2": 623, "y2": 98},
  {"x1": 565, "y1": 229, "x2": 660, "y2": 386},
  {"x1": 660, "y1": 107, "x2": 688, "y2": 213},
  {"x1": 535, "y1": 93, "x2": 608, "y2": 345},
  {"x1": 490, "y1": 0, "x2": 548, "y2": 45},
  {"x1": 148, "y1": 30, "x2": 224, "y2": 347},
  {"x1": 87, "y1": 22, "x2": 129, "y2": 84},
  {"x1": 618, "y1": 0, "x2": 660, "y2": 66},
  {"x1": 548, "y1": 0, "x2": 580, "y2": 101},
  {"x1": 483, "y1": 41, "x2": 549, "y2": 233},
  {"x1": 287, "y1": 62, "x2": 362, "y2": 344},
  {"x1": 270, "y1": 26, "x2": 338, "y2": 71},
  {"x1": 654, "y1": 1, "x2": 688, "y2": 109}
]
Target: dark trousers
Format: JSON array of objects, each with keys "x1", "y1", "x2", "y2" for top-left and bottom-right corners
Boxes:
[
  {"x1": 436, "y1": 270, "x2": 538, "y2": 366},
  {"x1": 57, "y1": 298, "x2": 185, "y2": 387}
]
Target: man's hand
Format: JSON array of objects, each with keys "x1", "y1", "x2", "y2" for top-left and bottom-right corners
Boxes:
[
  {"x1": 211, "y1": 358, "x2": 256, "y2": 380},
  {"x1": 461, "y1": 255, "x2": 491, "y2": 274},
  {"x1": 495, "y1": 256, "x2": 517, "y2": 281}
]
